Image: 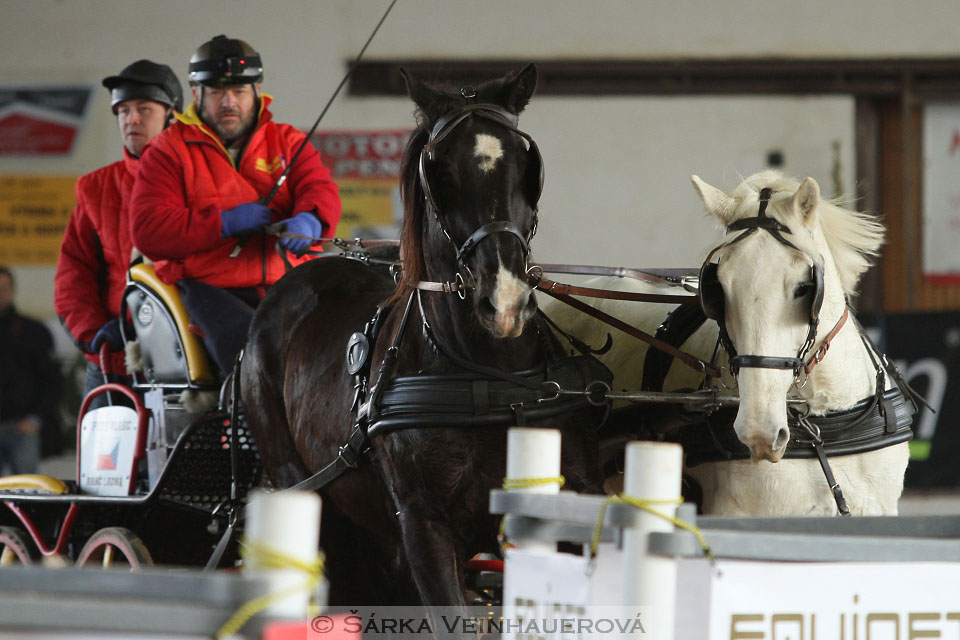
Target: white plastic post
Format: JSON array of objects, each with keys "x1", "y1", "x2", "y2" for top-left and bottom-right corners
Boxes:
[
  {"x1": 505, "y1": 427, "x2": 562, "y2": 554},
  {"x1": 621, "y1": 441, "x2": 683, "y2": 640},
  {"x1": 244, "y1": 489, "x2": 322, "y2": 619}
]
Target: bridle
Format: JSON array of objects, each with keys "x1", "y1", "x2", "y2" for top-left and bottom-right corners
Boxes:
[
  {"x1": 698, "y1": 187, "x2": 847, "y2": 378},
  {"x1": 416, "y1": 94, "x2": 544, "y2": 300}
]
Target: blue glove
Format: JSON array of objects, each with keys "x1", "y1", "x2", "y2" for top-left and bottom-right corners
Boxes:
[
  {"x1": 280, "y1": 211, "x2": 323, "y2": 257},
  {"x1": 220, "y1": 202, "x2": 273, "y2": 238},
  {"x1": 91, "y1": 318, "x2": 123, "y2": 352}
]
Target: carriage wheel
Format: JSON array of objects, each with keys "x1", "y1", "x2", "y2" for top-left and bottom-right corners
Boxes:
[
  {"x1": 0, "y1": 526, "x2": 35, "y2": 566},
  {"x1": 75, "y1": 527, "x2": 153, "y2": 570}
]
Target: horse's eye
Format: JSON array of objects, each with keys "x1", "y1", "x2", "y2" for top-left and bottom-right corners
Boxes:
[{"x1": 794, "y1": 282, "x2": 813, "y2": 298}]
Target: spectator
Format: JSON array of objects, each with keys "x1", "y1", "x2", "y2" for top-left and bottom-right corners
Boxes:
[{"x1": 0, "y1": 267, "x2": 63, "y2": 474}]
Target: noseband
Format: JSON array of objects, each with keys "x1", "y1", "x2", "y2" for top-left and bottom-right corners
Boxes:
[
  {"x1": 417, "y1": 98, "x2": 543, "y2": 298},
  {"x1": 699, "y1": 188, "x2": 836, "y2": 377}
]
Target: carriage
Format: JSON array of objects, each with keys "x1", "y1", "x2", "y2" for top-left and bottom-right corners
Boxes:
[{"x1": 0, "y1": 262, "x2": 260, "y2": 568}]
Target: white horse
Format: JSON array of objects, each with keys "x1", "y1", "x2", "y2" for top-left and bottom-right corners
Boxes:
[{"x1": 541, "y1": 170, "x2": 912, "y2": 516}]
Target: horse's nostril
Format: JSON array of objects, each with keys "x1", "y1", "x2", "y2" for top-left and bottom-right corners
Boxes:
[{"x1": 774, "y1": 426, "x2": 791, "y2": 451}]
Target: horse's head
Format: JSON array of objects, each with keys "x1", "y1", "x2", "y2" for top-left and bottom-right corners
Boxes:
[
  {"x1": 692, "y1": 170, "x2": 883, "y2": 462},
  {"x1": 398, "y1": 64, "x2": 542, "y2": 338}
]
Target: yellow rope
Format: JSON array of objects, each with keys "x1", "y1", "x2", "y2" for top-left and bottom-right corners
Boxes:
[
  {"x1": 215, "y1": 539, "x2": 325, "y2": 639},
  {"x1": 590, "y1": 494, "x2": 715, "y2": 564},
  {"x1": 502, "y1": 475, "x2": 565, "y2": 490},
  {"x1": 498, "y1": 476, "x2": 565, "y2": 551}
]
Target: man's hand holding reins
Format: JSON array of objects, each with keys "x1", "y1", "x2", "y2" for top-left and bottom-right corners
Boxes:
[{"x1": 279, "y1": 211, "x2": 323, "y2": 256}]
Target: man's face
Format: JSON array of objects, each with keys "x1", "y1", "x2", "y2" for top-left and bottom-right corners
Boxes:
[
  {"x1": 116, "y1": 98, "x2": 169, "y2": 157},
  {"x1": 0, "y1": 273, "x2": 14, "y2": 312},
  {"x1": 193, "y1": 83, "x2": 259, "y2": 147}
]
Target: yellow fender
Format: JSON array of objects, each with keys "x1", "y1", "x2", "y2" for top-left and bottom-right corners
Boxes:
[{"x1": 0, "y1": 474, "x2": 69, "y2": 495}]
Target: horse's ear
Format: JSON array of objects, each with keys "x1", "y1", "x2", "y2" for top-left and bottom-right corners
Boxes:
[
  {"x1": 691, "y1": 175, "x2": 738, "y2": 224},
  {"x1": 500, "y1": 63, "x2": 538, "y2": 114},
  {"x1": 400, "y1": 67, "x2": 445, "y2": 110},
  {"x1": 792, "y1": 177, "x2": 821, "y2": 225}
]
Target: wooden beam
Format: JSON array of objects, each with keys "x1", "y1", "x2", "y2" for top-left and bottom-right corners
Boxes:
[{"x1": 350, "y1": 58, "x2": 960, "y2": 97}]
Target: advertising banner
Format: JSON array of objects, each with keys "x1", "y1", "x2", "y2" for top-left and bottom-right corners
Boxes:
[
  {"x1": 0, "y1": 175, "x2": 76, "y2": 264},
  {"x1": 859, "y1": 311, "x2": 960, "y2": 488},
  {"x1": 310, "y1": 129, "x2": 409, "y2": 239},
  {"x1": 676, "y1": 558, "x2": 960, "y2": 640},
  {"x1": 0, "y1": 86, "x2": 92, "y2": 155}
]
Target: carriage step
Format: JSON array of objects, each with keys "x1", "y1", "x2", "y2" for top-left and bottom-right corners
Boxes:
[{"x1": 0, "y1": 474, "x2": 70, "y2": 495}]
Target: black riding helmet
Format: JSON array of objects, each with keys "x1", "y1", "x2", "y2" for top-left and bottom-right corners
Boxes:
[
  {"x1": 102, "y1": 60, "x2": 183, "y2": 114},
  {"x1": 188, "y1": 35, "x2": 263, "y2": 87}
]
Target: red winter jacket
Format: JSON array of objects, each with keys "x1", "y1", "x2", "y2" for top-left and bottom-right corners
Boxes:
[
  {"x1": 129, "y1": 95, "x2": 340, "y2": 288},
  {"x1": 55, "y1": 149, "x2": 139, "y2": 373}
]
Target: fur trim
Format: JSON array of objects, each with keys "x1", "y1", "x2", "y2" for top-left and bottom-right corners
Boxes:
[
  {"x1": 180, "y1": 389, "x2": 218, "y2": 414},
  {"x1": 125, "y1": 340, "x2": 143, "y2": 374}
]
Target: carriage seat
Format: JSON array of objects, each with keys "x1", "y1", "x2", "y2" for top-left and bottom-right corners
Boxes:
[{"x1": 125, "y1": 263, "x2": 216, "y2": 388}]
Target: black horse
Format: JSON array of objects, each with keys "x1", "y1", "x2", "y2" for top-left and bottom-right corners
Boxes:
[{"x1": 241, "y1": 64, "x2": 609, "y2": 609}]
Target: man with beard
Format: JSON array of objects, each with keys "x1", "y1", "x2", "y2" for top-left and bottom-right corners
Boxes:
[
  {"x1": 56, "y1": 60, "x2": 182, "y2": 399},
  {"x1": 130, "y1": 35, "x2": 341, "y2": 379}
]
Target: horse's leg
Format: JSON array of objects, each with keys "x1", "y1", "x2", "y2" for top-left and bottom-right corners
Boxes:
[
  {"x1": 321, "y1": 501, "x2": 419, "y2": 607},
  {"x1": 394, "y1": 503, "x2": 474, "y2": 637}
]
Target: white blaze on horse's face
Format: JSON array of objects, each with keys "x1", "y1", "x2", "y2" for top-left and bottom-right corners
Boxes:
[
  {"x1": 489, "y1": 261, "x2": 532, "y2": 338},
  {"x1": 474, "y1": 133, "x2": 504, "y2": 173}
]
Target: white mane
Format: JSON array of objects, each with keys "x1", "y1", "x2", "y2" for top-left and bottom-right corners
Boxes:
[{"x1": 717, "y1": 170, "x2": 885, "y2": 297}]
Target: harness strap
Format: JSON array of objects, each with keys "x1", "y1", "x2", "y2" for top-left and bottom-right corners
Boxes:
[
  {"x1": 533, "y1": 264, "x2": 698, "y2": 287},
  {"x1": 416, "y1": 290, "x2": 550, "y2": 392},
  {"x1": 534, "y1": 275, "x2": 696, "y2": 305},
  {"x1": 812, "y1": 439, "x2": 851, "y2": 516},
  {"x1": 804, "y1": 306, "x2": 849, "y2": 374},
  {"x1": 281, "y1": 291, "x2": 417, "y2": 496},
  {"x1": 289, "y1": 424, "x2": 369, "y2": 493}
]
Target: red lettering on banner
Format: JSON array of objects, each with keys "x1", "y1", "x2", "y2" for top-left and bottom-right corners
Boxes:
[
  {"x1": 0, "y1": 114, "x2": 77, "y2": 155},
  {"x1": 310, "y1": 130, "x2": 410, "y2": 179}
]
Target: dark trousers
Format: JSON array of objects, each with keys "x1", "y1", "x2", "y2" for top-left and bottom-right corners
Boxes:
[
  {"x1": 83, "y1": 362, "x2": 133, "y2": 411},
  {"x1": 177, "y1": 280, "x2": 262, "y2": 379}
]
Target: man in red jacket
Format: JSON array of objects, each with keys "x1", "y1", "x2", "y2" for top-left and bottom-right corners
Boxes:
[
  {"x1": 55, "y1": 60, "x2": 183, "y2": 398},
  {"x1": 130, "y1": 35, "x2": 341, "y2": 379}
]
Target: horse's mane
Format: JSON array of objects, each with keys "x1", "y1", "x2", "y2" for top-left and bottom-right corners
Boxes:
[
  {"x1": 727, "y1": 170, "x2": 885, "y2": 296},
  {"x1": 388, "y1": 125, "x2": 429, "y2": 305}
]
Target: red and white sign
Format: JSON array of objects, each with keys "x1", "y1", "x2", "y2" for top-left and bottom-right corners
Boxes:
[
  {"x1": 308, "y1": 129, "x2": 410, "y2": 239},
  {"x1": 310, "y1": 129, "x2": 410, "y2": 179},
  {"x1": 0, "y1": 87, "x2": 92, "y2": 156}
]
